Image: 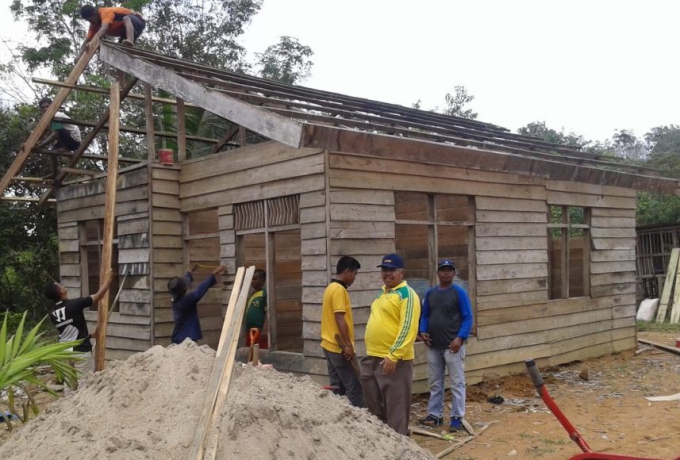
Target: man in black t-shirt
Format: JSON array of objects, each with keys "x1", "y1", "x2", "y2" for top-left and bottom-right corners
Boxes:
[{"x1": 44, "y1": 270, "x2": 113, "y2": 385}]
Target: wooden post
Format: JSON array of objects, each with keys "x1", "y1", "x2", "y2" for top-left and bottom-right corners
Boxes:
[
  {"x1": 238, "y1": 125, "x2": 247, "y2": 147},
  {"x1": 144, "y1": 83, "x2": 155, "y2": 161},
  {"x1": 177, "y1": 98, "x2": 187, "y2": 161},
  {"x1": 94, "y1": 82, "x2": 121, "y2": 372},
  {"x1": 560, "y1": 206, "x2": 569, "y2": 298}
]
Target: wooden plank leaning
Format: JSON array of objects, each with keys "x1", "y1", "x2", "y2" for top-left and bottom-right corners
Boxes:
[
  {"x1": 187, "y1": 265, "x2": 254, "y2": 460},
  {"x1": 656, "y1": 248, "x2": 680, "y2": 322},
  {"x1": 670, "y1": 256, "x2": 680, "y2": 324},
  {"x1": 94, "y1": 82, "x2": 121, "y2": 372}
]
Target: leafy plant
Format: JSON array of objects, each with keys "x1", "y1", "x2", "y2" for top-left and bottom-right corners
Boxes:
[{"x1": 0, "y1": 311, "x2": 81, "y2": 431}]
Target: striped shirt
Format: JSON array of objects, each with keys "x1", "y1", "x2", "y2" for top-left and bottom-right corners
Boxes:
[{"x1": 365, "y1": 281, "x2": 420, "y2": 361}]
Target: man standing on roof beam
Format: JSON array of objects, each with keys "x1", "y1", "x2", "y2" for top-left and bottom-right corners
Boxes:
[{"x1": 76, "y1": 5, "x2": 146, "y2": 61}]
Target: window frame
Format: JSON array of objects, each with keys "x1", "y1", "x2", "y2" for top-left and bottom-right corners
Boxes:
[
  {"x1": 79, "y1": 219, "x2": 119, "y2": 309},
  {"x1": 547, "y1": 205, "x2": 591, "y2": 300}
]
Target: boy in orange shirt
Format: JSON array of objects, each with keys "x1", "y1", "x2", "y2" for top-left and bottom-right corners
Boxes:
[{"x1": 76, "y1": 4, "x2": 146, "y2": 60}]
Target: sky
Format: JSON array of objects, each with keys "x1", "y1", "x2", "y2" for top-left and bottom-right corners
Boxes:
[{"x1": 2, "y1": 0, "x2": 679, "y2": 142}]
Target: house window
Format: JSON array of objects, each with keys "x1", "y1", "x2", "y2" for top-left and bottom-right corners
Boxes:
[
  {"x1": 394, "y1": 192, "x2": 474, "y2": 300},
  {"x1": 80, "y1": 219, "x2": 119, "y2": 310},
  {"x1": 548, "y1": 206, "x2": 590, "y2": 299},
  {"x1": 234, "y1": 195, "x2": 302, "y2": 352}
]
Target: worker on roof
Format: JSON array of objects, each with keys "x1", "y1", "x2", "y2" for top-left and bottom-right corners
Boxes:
[
  {"x1": 168, "y1": 264, "x2": 226, "y2": 344},
  {"x1": 76, "y1": 4, "x2": 146, "y2": 60},
  {"x1": 35, "y1": 97, "x2": 82, "y2": 154}
]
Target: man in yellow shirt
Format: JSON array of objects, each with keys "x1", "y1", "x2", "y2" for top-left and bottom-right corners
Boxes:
[
  {"x1": 361, "y1": 253, "x2": 420, "y2": 436},
  {"x1": 320, "y1": 256, "x2": 362, "y2": 407}
]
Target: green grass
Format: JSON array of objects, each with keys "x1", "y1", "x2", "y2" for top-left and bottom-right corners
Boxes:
[{"x1": 636, "y1": 320, "x2": 680, "y2": 332}]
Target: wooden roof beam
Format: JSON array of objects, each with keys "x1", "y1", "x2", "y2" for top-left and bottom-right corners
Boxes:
[
  {"x1": 11, "y1": 176, "x2": 52, "y2": 184},
  {"x1": 100, "y1": 44, "x2": 303, "y2": 148},
  {"x1": 52, "y1": 117, "x2": 225, "y2": 144},
  {"x1": 38, "y1": 77, "x2": 139, "y2": 206},
  {"x1": 301, "y1": 124, "x2": 680, "y2": 195},
  {"x1": 116, "y1": 44, "x2": 506, "y2": 134},
  {"x1": 0, "y1": 38, "x2": 101, "y2": 197},
  {"x1": 1, "y1": 196, "x2": 56, "y2": 203},
  {"x1": 173, "y1": 69, "x2": 619, "y2": 164},
  {"x1": 60, "y1": 167, "x2": 101, "y2": 176},
  {"x1": 32, "y1": 77, "x2": 198, "y2": 108},
  {"x1": 32, "y1": 149, "x2": 142, "y2": 163}
]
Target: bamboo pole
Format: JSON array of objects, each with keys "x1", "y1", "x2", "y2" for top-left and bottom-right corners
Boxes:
[{"x1": 94, "y1": 82, "x2": 121, "y2": 372}]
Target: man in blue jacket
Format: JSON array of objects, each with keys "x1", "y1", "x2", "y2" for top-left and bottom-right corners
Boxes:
[
  {"x1": 168, "y1": 264, "x2": 226, "y2": 344},
  {"x1": 418, "y1": 259, "x2": 473, "y2": 432}
]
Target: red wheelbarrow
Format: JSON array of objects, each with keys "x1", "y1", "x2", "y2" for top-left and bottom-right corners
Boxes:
[{"x1": 525, "y1": 359, "x2": 680, "y2": 460}]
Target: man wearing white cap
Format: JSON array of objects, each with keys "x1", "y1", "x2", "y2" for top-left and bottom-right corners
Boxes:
[{"x1": 418, "y1": 259, "x2": 473, "y2": 432}]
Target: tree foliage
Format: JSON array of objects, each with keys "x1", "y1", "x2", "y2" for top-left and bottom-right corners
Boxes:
[
  {"x1": 413, "y1": 86, "x2": 478, "y2": 120},
  {"x1": 440, "y1": 86, "x2": 477, "y2": 120},
  {"x1": 256, "y1": 36, "x2": 314, "y2": 85}
]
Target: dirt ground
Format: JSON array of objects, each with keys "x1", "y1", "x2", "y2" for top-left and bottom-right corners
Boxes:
[
  {"x1": 2, "y1": 331, "x2": 680, "y2": 459},
  {"x1": 410, "y1": 331, "x2": 680, "y2": 459}
]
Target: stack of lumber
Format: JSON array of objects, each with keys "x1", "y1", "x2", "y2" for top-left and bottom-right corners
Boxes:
[{"x1": 655, "y1": 248, "x2": 680, "y2": 323}]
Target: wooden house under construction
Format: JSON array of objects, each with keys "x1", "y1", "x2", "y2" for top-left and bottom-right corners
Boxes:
[{"x1": 3, "y1": 43, "x2": 679, "y2": 391}]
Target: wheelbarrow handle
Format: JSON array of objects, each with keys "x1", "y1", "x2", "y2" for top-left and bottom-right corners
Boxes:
[{"x1": 525, "y1": 359, "x2": 544, "y2": 389}]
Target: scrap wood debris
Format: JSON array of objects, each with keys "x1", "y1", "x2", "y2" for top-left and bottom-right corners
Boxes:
[{"x1": 434, "y1": 420, "x2": 497, "y2": 459}]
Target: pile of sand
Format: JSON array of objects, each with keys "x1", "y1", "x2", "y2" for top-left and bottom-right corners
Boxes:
[{"x1": 2, "y1": 341, "x2": 435, "y2": 459}]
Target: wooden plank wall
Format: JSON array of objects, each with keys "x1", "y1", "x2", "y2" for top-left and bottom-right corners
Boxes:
[
  {"x1": 180, "y1": 141, "x2": 328, "y2": 379},
  {"x1": 328, "y1": 153, "x2": 639, "y2": 388},
  {"x1": 150, "y1": 165, "x2": 184, "y2": 347},
  {"x1": 56, "y1": 165, "x2": 152, "y2": 361}
]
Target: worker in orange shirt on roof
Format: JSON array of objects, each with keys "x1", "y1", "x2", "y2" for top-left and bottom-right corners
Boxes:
[{"x1": 75, "y1": 4, "x2": 146, "y2": 60}]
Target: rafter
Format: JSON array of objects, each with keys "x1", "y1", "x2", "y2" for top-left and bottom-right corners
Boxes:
[
  {"x1": 99, "y1": 44, "x2": 304, "y2": 148},
  {"x1": 37, "y1": 77, "x2": 139, "y2": 206}
]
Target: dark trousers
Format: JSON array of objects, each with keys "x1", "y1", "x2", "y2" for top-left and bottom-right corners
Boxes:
[
  {"x1": 55, "y1": 129, "x2": 80, "y2": 151},
  {"x1": 360, "y1": 356, "x2": 413, "y2": 436},
  {"x1": 324, "y1": 349, "x2": 363, "y2": 407}
]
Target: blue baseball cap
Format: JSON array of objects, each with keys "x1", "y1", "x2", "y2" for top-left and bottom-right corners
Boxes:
[
  {"x1": 438, "y1": 259, "x2": 456, "y2": 270},
  {"x1": 377, "y1": 253, "x2": 404, "y2": 269}
]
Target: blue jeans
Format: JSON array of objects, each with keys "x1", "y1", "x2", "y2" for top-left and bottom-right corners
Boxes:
[{"x1": 426, "y1": 345, "x2": 466, "y2": 419}]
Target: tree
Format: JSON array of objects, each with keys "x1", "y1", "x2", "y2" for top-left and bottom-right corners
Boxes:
[
  {"x1": 440, "y1": 86, "x2": 477, "y2": 120},
  {"x1": 517, "y1": 121, "x2": 588, "y2": 149},
  {"x1": 636, "y1": 125, "x2": 680, "y2": 226},
  {"x1": 611, "y1": 129, "x2": 648, "y2": 162},
  {"x1": 256, "y1": 36, "x2": 314, "y2": 85},
  {"x1": 137, "y1": 0, "x2": 262, "y2": 70},
  {"x1": 412, "y1": 86, "x2": 477, "y2": 119}
]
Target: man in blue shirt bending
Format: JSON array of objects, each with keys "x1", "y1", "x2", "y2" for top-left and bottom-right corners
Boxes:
[
  {"x1": 418, "y1": 259, "x2": 473, "y2": 432},
  {"x1": 168, "y1": 264, "x2": 226, "y2": 344}
]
